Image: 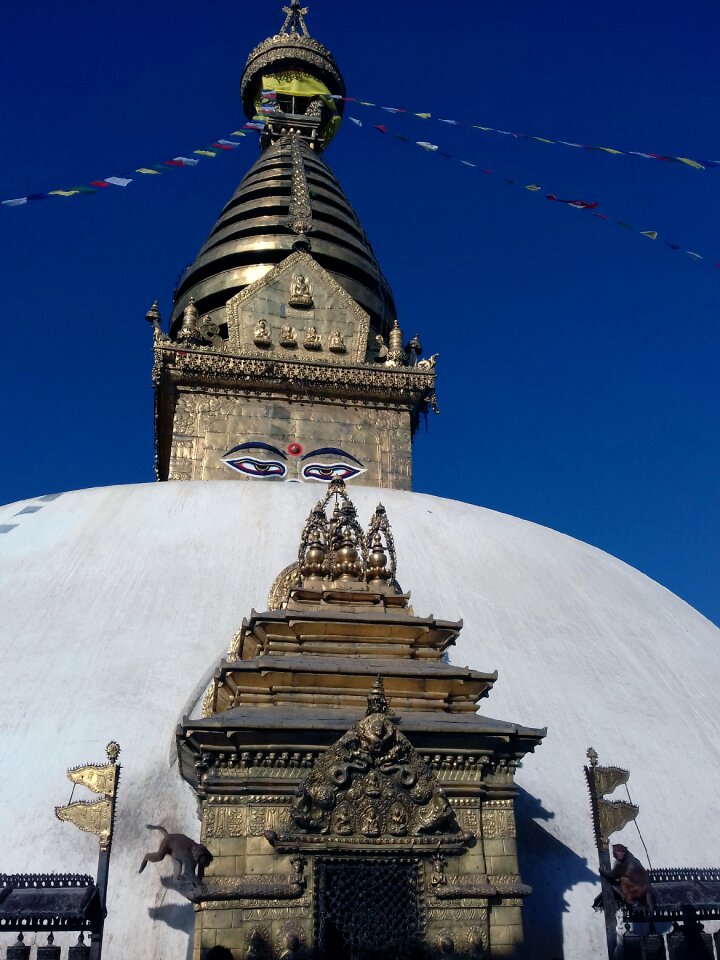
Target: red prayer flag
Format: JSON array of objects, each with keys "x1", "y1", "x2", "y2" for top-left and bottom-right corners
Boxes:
[
  {"x1": 212, "y1": 143, "x2": 233, "y2": 151},
  {"x1": 163, "y1": 160, "x2": 184, "y2": 167},
  {"x1": 88, "y1": 180, "x2": 111, "y2": 188},
  {"x1": 373, "y1": 125, "x2": 388, "y2": 133}
]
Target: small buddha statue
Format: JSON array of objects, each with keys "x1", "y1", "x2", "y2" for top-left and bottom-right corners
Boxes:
[
  {"x1": 279, "y1": 324, "x2": 297, "y2": 347},
  {"x1": 388, "y1": 803, "x2": 408, "y2": 836},
  {"x1": 289, "y1": 273, "x2": 314, "y2": 308},
  {"x1": 332, "y1": 803, "x2": 353, "y2": 835},
  {"x1": 253, "y1": 319, "x2": 272, "y2": 348},
  {"x1": 328, "y1": 329, "x2": 347, "y2": 353},
  {"x1": 361, "y1": 807, "x2": 381, "y2": 837},
  {"x1": 303, "y1": 326, "x2": 322, "y2": 350}
]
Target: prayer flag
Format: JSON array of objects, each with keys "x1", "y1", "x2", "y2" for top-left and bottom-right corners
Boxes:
[
  {"x1": 382, "y1": 107, "x2": 402, "y2": 114},
  {"x1": 416, "y1": 141, "x2": 438, "y2": 151},
  {"x1": 676, "y1": 157, "x2": 704, "y2": 170},
  {"x1": 260, "y1": 89, "x2": 277, "y2": 99},
  {"x1": 193, "y1": 150, "x2": 217, "y2": 157},
  {"x1": 439, "y1": 119, "x2": 459, "y2": 125},
  {"x1": 163, "y1": 159, "x2": 185, "y2": 167},
  {"x1": 460, "y1": 160, "x2": 477, "y2": 167},
  {"x1": 546, "y1": 195, "x2": 597, "y2": 209},
  {"x1": 525, "y1": 184, "x2": 542, "y2": 191},
  {"x1": 358, "y1": 101, "x2": 375, "y2": 106},
  {"x1": 27, "y1": 193, "x2": 49, "y2": 201},
  {"x1": 373, "y1": 125, "x2": 388, "y2": 133},
  {"x1": 211, "y1": 143, "x2": 233, "y2": 151},
  {"x1": 1, "y1": 197, "x2": 28, "y2": 206},
  {"x1": 173, "y1": 158, "x2": 199, "y2": 167},
  {"x1": 89, "y1": 180, "x2": 111, "y2": 188},
  {"x1": 640, "y1": 230, "x2": 658, "y2": 239},
  {"x1": 349, "y1": 117, "x2": 362, "y2": 126},
  {"x1": 49, "y1": 189, "x2": 80, "y2": 196},
  {"x1": 559, "y1": 141, "x2": 583, "y2": 148},
  {"x1": 472, "y1": 126, "x2": 492, "y2": 131},
  {"x1": 534, "y1": 137, "x2": 555, "y2": 144},
  {"x1": 686, "y1": 251, "x2": 703, "y2": 259},
  {"x1": 593, "y1": 213, "x2": 609, "y2": 220},
  {"x1": 597, "y1": 147, "x2": 624, "y2": 155},
  {"x1": 230, "y1": 131, "x2": 248, "y2": 137},
  {"x1": 105, "y1": 176, "x2": 132, "y2": 186},
  {"x1": 414, "y1": 113, "x2": 431, "y2": 119},
  {"x1": 664, "y1": 242, "x2": 680, "y2": 250},
  {"x1": 244, "y1": 122, "x2": 264, "y2": 130},
  {"x1": 136, "y1": 167, "x2": 161, "y2": 174}
]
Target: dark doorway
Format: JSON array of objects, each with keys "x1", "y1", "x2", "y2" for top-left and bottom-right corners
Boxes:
[{"x1": 316, "y1": 858, "x2": 422, "y2": 960}]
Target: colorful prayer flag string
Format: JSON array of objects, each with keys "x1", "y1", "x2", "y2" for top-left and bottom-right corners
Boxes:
[
  {"x1": 358, "y1": 118, "x2": 720, "y2": 272},
  {"x1": 333, "y1": 95, "x2": 718, "y2": 172},
  {"x1": 0, "y1": 124, "x2": 263, "y2": 209}
]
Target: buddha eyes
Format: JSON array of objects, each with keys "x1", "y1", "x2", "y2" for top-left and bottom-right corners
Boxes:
[
  {"x1": 301, "y1": 463, "x2": 364, "y2": 482},
  {"x1": 223, "y1": 457, "x2": 286, "y2": 478}
]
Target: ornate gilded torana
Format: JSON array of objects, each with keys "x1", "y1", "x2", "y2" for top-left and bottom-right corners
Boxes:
[
  {"x1": 177, "y1": 481, "x2": 544, "y2": 958},
  {"x1": 152, "y1": 2, "x2": 436, "y2": 490}
]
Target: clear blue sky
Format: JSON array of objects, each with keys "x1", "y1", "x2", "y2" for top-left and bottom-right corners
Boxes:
[{"x1": 1, "y1": 0, "x2": 718, "y2": 625}]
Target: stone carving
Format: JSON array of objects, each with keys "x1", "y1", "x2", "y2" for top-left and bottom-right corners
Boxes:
[
  {"x1": 246, "y1": 928, "x2": 270, "y2": 960},
  {"x1": 303, "y1": 325, "x2": 321, "y2": 349},
  {"x1": 280, "y1": 325, "x2": 298, "y2": 347},
  {"x1": 253, "y1": 320, "x2": 272, "y2": 348},
  {"x1": 481, "y1": 805, "x2": 516, "y2": 839},
  {"x1": 138, "y1": 825, "x2": 213, "y2": 883},
  {"x1": 328, "y1": 329, "x2": 347, "y2": 353},
  {"x1": 204, "y1": 806, "x2": 246, "y2": 838},
  {"x1": 271, "y1": 680, "x2": 460, "y2": 844},
  {"x1": 289, "y1": 274, "x2": 314, "y2": 308}
]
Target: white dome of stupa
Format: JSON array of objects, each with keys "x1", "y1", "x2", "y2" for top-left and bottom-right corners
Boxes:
[{"x1": 1, "y1": 480, "x2": 718, "y2": 959}]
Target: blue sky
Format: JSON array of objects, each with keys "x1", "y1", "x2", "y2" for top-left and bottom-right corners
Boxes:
[{"x1": 1, "y1": 0, "x2": 718, "y2": 624}]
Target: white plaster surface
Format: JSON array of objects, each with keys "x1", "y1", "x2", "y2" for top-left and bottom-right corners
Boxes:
[{"x1": 0, "y1": 481, "x2": 718, "y2": 959}]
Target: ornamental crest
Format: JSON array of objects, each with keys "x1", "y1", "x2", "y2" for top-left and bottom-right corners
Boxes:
[{"x1": 279, "y1": 679, "x2": 462, "y2": 844}]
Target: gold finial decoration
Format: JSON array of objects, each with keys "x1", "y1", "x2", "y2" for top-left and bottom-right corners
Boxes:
[
  {"x1": 176, "y1": 297, "x2": 203, "y2": 345},
  {"x1": 366, "y1": 503, "x2": 397, "y2": 585},
  {"x1": 280, "y1": 0, "x2": 310, "y2": 37},
  {"x1": 365, "y1": 675, "x2": 390, "y2": 716},
  {"x1": 330, "y1": 500, "x2": 365, "y2": 582},
  {"x1": 385, "y1": 317, "x2": 407, "y2": 367},
  {"x1": 55, "y1": 742, "x2": 121, "y2": 850},
  {"x1": 298, "y1": 500, "x2": 329, "y2": 583}
]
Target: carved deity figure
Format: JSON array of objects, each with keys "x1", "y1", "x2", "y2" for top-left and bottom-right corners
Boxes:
[
  {"x1": 360, "y1": 807, "x2": 381, "y2": 837},
  {"x1": 388, "y1": 802, "x2": 409, "y2": 836},
  {"x1": 279, "y1": 324, "x2": 297, "y2": 347},
  {"x1": 303, "y1": 326, "x2": 322, "y2": 350},
  {"x1": 328, "y1": 329, "x2": 347, "y2": 353},
  {"x1": 306, "y1": 97, "x2": 324, "y2": 117},
  {"x1": 332, "y1": 802, "x2": 353, "y2": 835},
  {"x1": 289, "y1": 273, "x2": 314, "y2": 308},
  {"x1": 253, "y1": 319, "x2": 272, "y2": 348}
]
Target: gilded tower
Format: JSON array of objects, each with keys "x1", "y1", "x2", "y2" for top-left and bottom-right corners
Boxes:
[{"x1": 152, "y1": 1, "x2": 437, "y2": 490}]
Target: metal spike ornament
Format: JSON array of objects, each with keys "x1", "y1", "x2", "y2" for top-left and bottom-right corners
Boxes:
[{"x1": 280, "y1": 0, "x2": 310, "y2": 37}]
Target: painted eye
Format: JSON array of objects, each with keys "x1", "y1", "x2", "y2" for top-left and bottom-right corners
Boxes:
[
  {"x1": 301, "y1": 463, "x2": 365, "y2": 482},
  {"x1": 223, "y1": 457, "x2": 286, "y2": 478}
]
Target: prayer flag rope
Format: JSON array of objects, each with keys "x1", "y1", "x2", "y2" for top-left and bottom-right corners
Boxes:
[
  {"x1": 355, "y1": 118, "x2": 720, "y2": 271},
  {"x1": 0, "y1": 125, "x2": 264, "y2": 208},
  {"x1": 336, "y1": 96, "x2": 719, "y2": 172}
]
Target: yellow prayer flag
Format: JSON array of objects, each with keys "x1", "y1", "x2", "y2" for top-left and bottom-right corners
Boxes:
[
  {"x1": 525, "y1": 185, "x2": 542, "y2": 191},
  {"x1": 598, "y1": 147, "x2": 624, "y2": 155},
  {"x1": 676, "y1": 157, "x2": 704, "y2": 169},
  {"x1": 472, "y1": 125, "x2": 492, "y2": 131},
  {"x1": 193, "y1": 150, "x2": 216, "y2": 158},
  {"x1": 533, "y1": 137, "x2": 555, "y2": 144},
  {"x1": 640, "y1": 230, "x2": 658, "y2": 240},
  {"x1": 230, "y1": 131, "x2": 247, "y2": 137},
  {"x1": 48, "y1": 189, "x2": 79, "y2": 197},
  {"x1": 136, "y1": 167, "x2": 161, "y2": 174},
  {"x1": 414, "y1": 113, "x2": 431, "y2": 119},
  {"x1": 358, "y1": 101, "x2": 376, "y2": 107}
]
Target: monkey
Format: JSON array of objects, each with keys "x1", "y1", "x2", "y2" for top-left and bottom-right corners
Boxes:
[{"x1": 138, "y1": 825, "x2": 213, "y2": 883}]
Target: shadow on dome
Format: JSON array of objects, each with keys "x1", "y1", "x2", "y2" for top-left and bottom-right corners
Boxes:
[{"x1": 516, "y1": 789, "x2": 598, "y2": 959}]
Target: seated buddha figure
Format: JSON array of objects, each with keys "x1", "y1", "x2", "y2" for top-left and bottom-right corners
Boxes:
[
  {"x1": 289, "y1": 273, "x2": 314, "y2": 308},
  {"x1": 303, "y1": 326, "x2": 322, "y2": 350}
]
